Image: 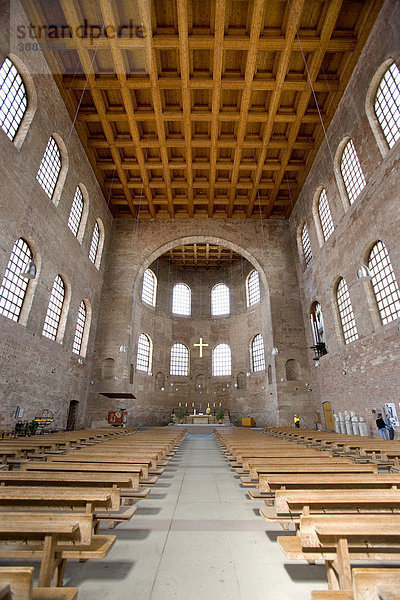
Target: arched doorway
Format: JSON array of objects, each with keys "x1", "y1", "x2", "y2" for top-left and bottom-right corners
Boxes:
[
  {"x1": 66, "y1": 400, "x2": 79, "y2": 430},
  {"x1": 322, "y1": 401, "x2": 334, "y2": 431}
]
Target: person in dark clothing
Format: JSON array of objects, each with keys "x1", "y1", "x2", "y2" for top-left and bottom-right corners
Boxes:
[{"x1": 376, "y1": 413, "x2": 388, "y2": 439}]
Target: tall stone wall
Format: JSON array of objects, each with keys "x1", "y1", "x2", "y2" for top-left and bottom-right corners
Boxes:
[
  {"x1": 289, "y1": 0, "x2": 400, "y2": 437},
  {"x1": 87, "y1": 218, "x2": 315, "y2": 428},
  {"x1": 0, "y1": 0, "x2": 112, "y2": 430}
]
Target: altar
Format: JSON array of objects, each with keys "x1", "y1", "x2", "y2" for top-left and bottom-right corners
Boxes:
[{"x1": 187, "y1": 414, "x2": 212, "y2": 424}]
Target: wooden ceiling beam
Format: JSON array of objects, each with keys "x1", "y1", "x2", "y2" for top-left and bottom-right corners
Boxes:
[
  {"x1": 208, "y1": 0, "x2": 226, "y2": 217},
  {"x1": 245, "y1": 0, "x2": 305, "y2": 218},
  {"x1": 264, "y1": 0, "x2": 345, "y2": 217},
  {"x1": 139, "y1": 0, "x2": 175, "y2": 217},
  {"x1": 99, "y1": 0, "x2": 155, "y2": 217},
  {"x1": 59, "y1": 0, "x2": 137, "y2": 218},
  {"x1": 227, "y1": 0, "x2": 267, "y2": 217},
  {"x1": 176, "y1": 0, "x2": 194, "y2": 217}
]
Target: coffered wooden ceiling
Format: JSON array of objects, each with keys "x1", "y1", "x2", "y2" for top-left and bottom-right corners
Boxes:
[
  {"x1": 23, "y1": 0, "x2": 383, "y2": 220},
  {"x1": 159, "y1": 243, "x2": 243, "y2": 269}
]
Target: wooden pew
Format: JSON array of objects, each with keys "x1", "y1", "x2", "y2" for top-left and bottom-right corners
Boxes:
[
  {"x1": 49, "y1": 452, "x2": 162, "y2": 473},
  {"x1": 245, "y1": 463, "x2": 378, "y2": 495},
  {"x1": 255, "y1": 472, "x2": 400, "y2": 495},
  {"x1": 311, "y1": 567, "x2": 400, "y2": 600},
  {"x1": 241, "y1": 457, "x2": 356, "y2": 479},
  {"x1": 278, "y1": 514, "x2": 400, "y2": 590},
  {"x1": 0, "y1": 512, "x2": 115, "y2": 587},
  {"x1": 260, "y1": 488, "x2": 400, "y2": 529},
  {"x1": 0, "y1": 566, "x2": 77, "y2": 599},
  {"x1": 20, "y1": 461, "x2": 154, "y2": 483}
]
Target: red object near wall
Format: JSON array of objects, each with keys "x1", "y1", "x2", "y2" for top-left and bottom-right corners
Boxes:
[{"x1": 108, "y1": 409, "x2": 127, "y2": 426}]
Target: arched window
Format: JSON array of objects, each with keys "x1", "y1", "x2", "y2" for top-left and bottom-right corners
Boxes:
[
  {"x1": 36, "y1": 136, "x2": 62, "y2": 199},
  {"x1": 310, "y1": 301, "x2": 328, "y2": 355},
  {"x1": 42, "y1": 275, "x2": 65, "y2": 341},
  {"x1": 212, "y1": 343, "x2": 231, "y2": 376},
  {"x1": 301, "y1": 224, "x2": 312, "y2": 266},
  {"x1": 340, "y1": 139, "x2": 366, "y2": 205},
  {"x1": 368, "y1": 241, "x2": 400, "y2": 325},
  {"x1": 336, "y1": 278, "x2": 358, "y2": 344},
  {"x1": 211, "y1": 283, "x2": 230, "y2": 316},
  {"x1": 68, "y1": 186, "x2": 84, "y2": 237},
  {"x1": 88, "y1": 220, "x2": 104, "y2": 269},
  {"x1": 172, "y1": 283, "x2": 191, "y2": 316},
  {"x1": 0, "y1": 238, "x2": 32, "y2": 322},
  {"x1": 246, "y1": 270, "x2": 260, "y2": 307},
  {"x1": 0, "y1": 57, "x2": 27, "y2": 142},
  {"x1": 142, "y1": 269, "x2": 157, "y2": 306},
  {"x1": 374, "y1": 62, "x2": 400, "y2": 149},
  {"x1": 136, "y1": 333, "x2": 152, "y2": 373},
  {"x1": 318, "y1": 189, "x2": 334, "y2": 241},
  {"x1": 89, "y1": 222, "x2": 100, "y2": 264},
  {"x1": 72, "y1": 300, "x2": 87, "y2": 355},
  {"x1": 170, "y1": 343, "x2": 189, "y2": 376},
  {"x1": 251, "y1": 334, "x2": 265, "y2": 372}
]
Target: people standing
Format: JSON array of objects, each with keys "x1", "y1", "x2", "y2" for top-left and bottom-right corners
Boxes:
[
  {"x1": 385, "y1": 413, "x2": 395, "y2": 440},
  {"x1": 294, "y1": 414, "x2": 300, "y2": 428},
  {"x1": 376, "y1": 413, "x2": 389, "y2": 439}
]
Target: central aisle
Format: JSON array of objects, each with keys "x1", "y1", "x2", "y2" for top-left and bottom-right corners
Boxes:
[{"x1": 66, "y1": 434, "x2": 326, "y2": 599}]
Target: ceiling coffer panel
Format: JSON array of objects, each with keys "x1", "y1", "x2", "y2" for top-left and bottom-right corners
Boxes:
[{"x1": 21, "y1": 0, "x2": 383, "y2": 219}]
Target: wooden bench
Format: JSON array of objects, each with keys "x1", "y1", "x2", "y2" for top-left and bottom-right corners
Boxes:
[
  {"x1": 49, "y1": 452, "x2": 164, "y2": 473},
  {"x1": 252, "y1": 472, "x2": 400, "y2": 500},
  {"x1": 19, "y1": 461, "x2": 156, "y2": 483},
  {"x1": 0, "y1": 567, "x2": 77, "y2": 599},
  {"x1": 278, "y1": 514, "x2": 400, "y2": 590},
  {"x1": 245, "y1": 463, "x2": 378, "y2": 495},
  {"x1": 0, "y1": 512, "x2": 115, "y2": 587},
  {"x1": 312, "y1": 568, "x2": 400, "y2": 600},
  {"x1": 260, "y1": 488, "x2": 400, "y2": 529},
  {"x1": 0, "y1": 485, "x2": 137, "y2": 529}
]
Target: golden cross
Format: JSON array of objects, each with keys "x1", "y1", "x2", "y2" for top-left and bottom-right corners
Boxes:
[{"x1": 194, "y1": 337, "x2": 209, "y2": 358}]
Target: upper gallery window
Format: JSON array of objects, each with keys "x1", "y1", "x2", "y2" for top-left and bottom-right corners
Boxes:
[
  {"x1": 336, "y1": 278, "x2": 358, "y2": 344},
  {"x1": 301, "y1": 224, "x2": 312, "y2": 267},
  {"x1": 172, "y1": 283, "x2": 191, "y2": 316},
  {"x1": 368, "y1": 240, "x2": 400, "y2": 325},
  {"x1": 0, "y1": 57, "x2": 27, "y2": 142},
  {"x1": 68, "y1": 186, "x2": 84, "y2": 237},
  {"x1": 212, "y1": 343, "x2": 232, "y2": 376},
  {"x1": 72, "y1": 300, "x2": 87, "y2": 355},
  {"x1": 142, "y1": 269, "x2": 157, "y2": 306},
  {"x1": 211, "y1": 283, "x2": 230, "y2": 316},
  {"x1": 374, "y1": 62, "x2": 400, "y2": 149},
  {"x1": 340, "y1": 139, "x2": 366, "y2": 205},
  {"x1": 251, "y1": 334, "x2": 266, "y2": 372},
  {"x1": 42, "y1": 275, "x2": 65, "y2": 341},
  {"x1": 318, "y1": 189, "x2": 334, "y2": 242},
  {"x1": 246, "y1": 270, "x2": 260, "y2": 307},
  {"x1": 89, "y1": 222, "x2": 100, "y2": 264},
  {"x1": 0, "y1": 238, "x2": 32, "y2": 322},
  {"x1": 136, "y1": 333, "x2": 152, "y2": 373},
  {"x1": 36, "y1": 136, "x2": 62, "y2": 199},
  {"x1": 170, "y1": 343, "x2": 189, "y2": 376}
]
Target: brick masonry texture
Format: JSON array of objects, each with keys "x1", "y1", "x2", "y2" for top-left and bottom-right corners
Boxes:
[
  {"x1": 289, "y1": 0, "x2": 400, "y2": 437},
  {"x1": 0, "y1": 0, "x2": 399, "y2": 435}
]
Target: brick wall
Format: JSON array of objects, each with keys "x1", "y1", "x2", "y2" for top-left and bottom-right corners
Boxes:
[
  {"x1": 289, "y1": 0, "x2": 400, "y2": 437},
  {"x1": 0, "y1": 0, "x2": 112, "y2": 430}
]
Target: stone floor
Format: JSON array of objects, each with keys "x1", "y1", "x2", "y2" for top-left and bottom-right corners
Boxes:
[{"x1": 61, "y1": 433, "x2": 327, "y2": 599}]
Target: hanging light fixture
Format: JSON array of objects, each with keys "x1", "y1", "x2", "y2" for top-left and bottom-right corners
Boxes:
[
  {"x1": 356, "y1": 264, "x2": 372, "y2": 280},
  {"x1": 271, "y1": 346, "x2": 279, "y2": 356},
  {"x1": 21, "y1": 260, "x2": 36, "y2": 279}
]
